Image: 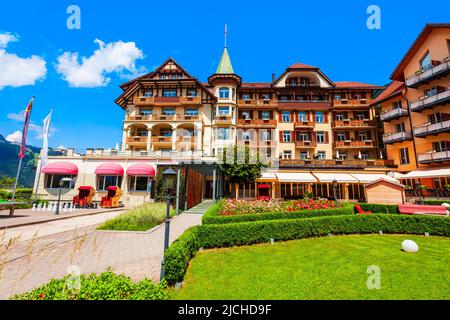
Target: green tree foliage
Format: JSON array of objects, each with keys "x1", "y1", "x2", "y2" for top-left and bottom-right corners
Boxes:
[{"x1": 219, "y1": 145, "x2": 268, "y2": 183}]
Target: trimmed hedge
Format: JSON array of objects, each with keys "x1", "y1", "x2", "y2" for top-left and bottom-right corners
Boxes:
[
  {"x1": 202, "y1": 202, "x2": 355, "y2": 225},
  {"x1": 164, "y1": 227, "x2": 201, "y2": 284},
  {"x1": 424, "y1": 200, "x2": 449, "y2": 205},
  {"x1": 164, "y1": 214, "x2": 450, "y2": 283},
  {"x1": 356, "y1": 203, "x2": 398, "y2": 214}
]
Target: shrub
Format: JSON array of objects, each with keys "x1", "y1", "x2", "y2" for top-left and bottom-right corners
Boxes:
[
  {"x1": 164, "y1": 227, "x2": 201, "y2": 284},
  {"x1": 356, "y1": 203, "x2": 398, "y2": 214},
  {"x1": 98, "y1": 202, "x2": 173, "y2": 231},
  {"x1": 202, "y1": 203, "x2": 355, "y2": 225},
  {"x1": 12, "y1": 269, "x2": 167, "y2": 300},
  {"x1": 424, "y1": 200, "x2": 449, "y2": 205}
]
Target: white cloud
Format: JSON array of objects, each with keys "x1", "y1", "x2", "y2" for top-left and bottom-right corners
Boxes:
[
  {"x1": 0, "y1": 32, "x2": 47, "y2": 90},
  {"x1": 6, "y1": 130, "x2": 22, "y2": 144},
  {"x1": 56, "y1": 39, "x2": 146, "y2": 88},
  {"x1": 7, "y1": 111, "x2": 57, "y2": 139}
]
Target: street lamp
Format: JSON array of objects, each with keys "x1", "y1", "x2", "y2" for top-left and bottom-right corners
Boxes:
[
  {"x1": 333, "y1": 178, "x2": 338, "y2": 208},
  {"x1": 417, "y1": 179, "x2": 423, "y2": 205},
  {"x1": 160, "y1": 167, "x2": 177, "y2": 281},
  {"x1": 55, "y1": 177, "x2": 73, "y2": 215}
]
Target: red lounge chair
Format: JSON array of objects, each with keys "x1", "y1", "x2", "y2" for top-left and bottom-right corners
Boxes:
[
  {"x1": 398, "y1": 204, "x2": 449, "y2": 217},
  {"x1": 355, "y1": 204, "x2": 372, "y2": 215},
  {"x1": 101, "y1": 186, "x2": 123, "y2": 208},
  {"x1": 257, "y1": 184, "x2": 271, "y2": 201},
  {"x1": 73, "y1": 186, "x2": 96, "y2": 208}
]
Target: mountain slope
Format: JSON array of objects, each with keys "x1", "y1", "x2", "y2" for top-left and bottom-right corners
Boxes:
[{"x1": 0, "y1": 134, "x2": 41, "y2": 188}]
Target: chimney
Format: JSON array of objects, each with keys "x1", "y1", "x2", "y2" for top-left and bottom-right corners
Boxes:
[{"x1": 272, "y1": 73, "x2": 276, "y2": 83}]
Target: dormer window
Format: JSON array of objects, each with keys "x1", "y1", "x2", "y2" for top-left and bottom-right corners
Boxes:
[
  {"x1": 163, "y1": 89, "x2": 177, "y2": 97},
  {"x1": 300, "y1": 78, "x2": 310, "y2": 86},
  {"x1": 219, "y1": 87, "x2": 230, "y2": 99},
  {"x1": 187, "y1": 89, "x2": 197, "y2": 97},
  {"x1": 289, "y1": 78, "x2": 297, "y2": 86}
]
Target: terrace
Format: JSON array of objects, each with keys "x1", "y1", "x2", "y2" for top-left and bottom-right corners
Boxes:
[
  {"x1": 278, "y1": 159, "x2": 394, "y2": 169},
  {"x1": 414, "y1": 119, "x2": 450, "y2": 137},
  {"x1": 380, "y1": 107, "x2": 409, "y2": 122},
  {"x1": 332, "y1": 119, "x2": 376, "y2": 129},
  {"x1": 334, "y1": 140, "x2": 376, "y2": 149},
  {"x1": 382, "y1": 131, "x2": 413, "y2": 144},
  {"x1": 409, "y1": 89, "x2": 450, "y2": 112},
  {"x1": 133, "y1": 96, "x2": 202, "y2": 106},
  {"x1": 406, "y1": 57, "x2": 450, "y2": 88},
  {"x1": 417, "y1": 150, "x2": 450, "y2": 164}
]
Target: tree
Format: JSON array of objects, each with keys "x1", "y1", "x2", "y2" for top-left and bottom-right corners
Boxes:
[
  {"x1": 219, "y1": 145, "x2": 268, "y2": 183},
  {"x1": 0, "y1": 176, "x2": 16, "y2": 189}
]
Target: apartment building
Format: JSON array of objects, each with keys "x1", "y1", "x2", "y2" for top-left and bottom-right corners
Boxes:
[
  {"x1": 372, "y1": 23, "x2": 450, "y2": 198},
  {"x1": 34, "y1": 44, "x2": 399, "y2": 207}
]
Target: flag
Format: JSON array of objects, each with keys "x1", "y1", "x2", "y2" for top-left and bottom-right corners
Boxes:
[
  {"x1": 18, "y1": 97, "x2": 34, "y2": 159},
  {"x1": 41, "y1": 110, "x2": 52, "y2": 167}
]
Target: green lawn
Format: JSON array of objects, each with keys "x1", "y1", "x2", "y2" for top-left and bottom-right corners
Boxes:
[
  {"x1": 97, "y1": 202, "x2": 174, "y2": 232},
  {"x1": 170, "y1": 234, "x2": 450, "y2": 300}
]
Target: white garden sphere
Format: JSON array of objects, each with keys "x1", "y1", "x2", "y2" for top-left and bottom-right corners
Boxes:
[
  {"x1": 441, "y1": 203, "x2": 450, "y2": 208},
  {"x1": 402, "y1": 240, "x2": 419, "y2": 253}
]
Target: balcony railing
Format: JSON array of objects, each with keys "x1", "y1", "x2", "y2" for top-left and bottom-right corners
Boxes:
[
  {"x1": 334, "y1": 140, "x2": 376, "y2": 148},
  {"x1": 295, "y1": 140, "x2": 317, "y2": 148},
  {"x1": 406, "y1": 57, "x2": 450, "y2": 88},
  {"x1": 126, "y1": 136, "x2": 147, "y2": 143},
  {"x1": 215, "y1": 115, "x2": 233, "y2": 124},
  {"x1": 237, "y1": 119, "x2": 277, "y2": 126},
  {"x1": 279, "y1": 159, "x2": 394, "y2": 168},
  {"x1": 151, "y1": 136, "x2": 172, "y2": 143},
  {"x1": 418, "y1": 150, "x2": 450, "y2": 164},
  {"x1": 133, "y1": 96, "x2": 202, "y2": 106},
  {"x1": 413, "y1": 119, "x2": 450, "y2": 137},
  {"x1": 238, "y1": 99, "x2": 277, "y2": 107},
  {"x1": 410, "y1": 89, "x2": 450, "y2": 112},
  {"x1": 294, "y1": 121, "x2": 315, "y2": 129},
  {"x1": 333, "y1": 99, "x2": 369, "y2": 107},
  {"x1": 126, "y1": 114, "x2": 201, "y2": 121},
  {"x1": 380, "y1": 108, "x2": 409, "y2": 122},
  {"x1": 332, "y1": 119, "x2": 375, "y2": 128},
  {"x1": 382, "y1": 131, "x2": 412, "y2": 144}
]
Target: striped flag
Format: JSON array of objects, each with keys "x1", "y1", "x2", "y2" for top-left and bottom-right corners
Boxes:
[
  {"x1": 18, "y1": 97, "x2": 34, "y2": 159},
  {"x1": 41, "y1": 109, "x2": 52, "y2": 167}
]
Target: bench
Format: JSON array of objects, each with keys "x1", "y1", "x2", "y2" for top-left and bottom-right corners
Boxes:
[
  {"x1": 0, "y1": 202, "x2": 28, "y2": 217},
  {"x1": 398, "y1": 204, "x2": 449, "y2": 217},
  {"x1": 355, "y1": 204, "x2": 372, "y2": 215}
]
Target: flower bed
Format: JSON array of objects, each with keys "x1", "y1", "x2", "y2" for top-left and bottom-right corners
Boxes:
[{"x1": 221, "y1": 199, "x2": 336, "y2": 216}]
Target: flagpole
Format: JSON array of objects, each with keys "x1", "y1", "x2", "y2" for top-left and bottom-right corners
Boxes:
[
  {"x1": 33, "y1": 108, "x2": 52, "y2": 204},
  {"x1": 33, "y1": 160, "x2": 43, "y2": 204},
  {"x1": 11, "y1": 157, "x2": 23, "y2": 203}
]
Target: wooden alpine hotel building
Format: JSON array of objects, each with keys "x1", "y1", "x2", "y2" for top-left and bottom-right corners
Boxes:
[{"x1": 33, "y1": 24, "x2": 450, "y2": 207}]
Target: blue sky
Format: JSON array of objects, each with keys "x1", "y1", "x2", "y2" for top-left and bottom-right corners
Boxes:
[{"x1": 0, "y1": 0, "x2": 449, "y2": 149}]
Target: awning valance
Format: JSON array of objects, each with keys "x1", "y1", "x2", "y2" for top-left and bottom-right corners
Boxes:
[
  {"x1": 42, "y1": 162, "x2": 78, "y2": 175},
  {"x1": 350, "y1": 173, "x2": 397, "y2": 184},
  {"x1": 401, "y1": 168, "x2": 450, "y2": 179},
  {"x1": 312, "y1": 172, "x2": 358, "y2": 183},
  {"x1": 126, "y1": 164, "x2": 156, "y2": 177},
  {"x1": 276, "y1": 172, "x2": 317, "y2": 183},
  {"x1": 95, "y1": 163, "x2": 124, "y2": 175}
]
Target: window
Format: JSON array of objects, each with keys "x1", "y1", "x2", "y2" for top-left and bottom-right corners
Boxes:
[
  {"x1": 298, "y1": 112, "x2": 308, "y2": 122},
  {"x1": 218, "y1": 107, "x2": 230, "y2": 115},
  {"x1": 433, "y1": 141, "x2": 449, "y2": 152},
  {"x1": 425, "y1": 87, "x2": 438, "y2": 97},
  {"x1": 393, "y1": 101, "x2": 402, "y2": 109},
  {"x1": 338, "y1": 152, "x2": 347, "y2": 160},
  {"x1": 143, "y1": 90, "x2": 153, "y2": 98},
  {"x1": 289, "y1": 78, "x2": 297, "y2": 86},
  {"x1": 300, "y1": 78, "x2": 309, "y2": 86},
  {"x1": 128, "y1": 176, "x2": 150, "y2": 192},
  {"x1": 219, "y1": 87, "x2": 230, "y2": 99},
  {"x1": 185, "y1": 109, "x2": 199, "y2": 117},
  {"x1": 140, "y1": 109, "x2": 152, "y2": 116},
  {"x1": 282, "y1": 111, "x2": 291, "y2": 122},
  {"x1": 161, "y1": 130, "x2": 173, "y2": 137},
  {"x1": 399, "y1": 147, "x2": 410, "y2": 165},
  {"x1": 283, "y1": 151, "x2": 292, "y2": 159},
  {"x1": 45, "y1": 174, "x2": 76, "y2": 189},
  {"x1": 262, "y1": 94, "x2": 270, "y2": 100},
  {"x1": 138, "y1": 130, "x2": 148, "y2": 137},
  {"x1": 298, "y1": 132, "x2": 308, "y2": 141},
  {"x1": 242, "y1": 111, "x2": 251, "y2": 120},
  {"x1": 163, "y1": 89, "x2": 177, "y2": 97},
  {"x1": 300, "y1": 151, "x2": 309, "y2": 160},
  {"x1": 280, "y1": 95, "x2": 288, "y2": 101},
  {"x1": 97, "y1": 175, "x2": 122, "y2": 191},
  {"x1": 356, "y1": 112, "x2": 367, "y2": 120},
  {"x1": 317, "y1": 151, "x2": 326, "y2": 160},
  {"x1": 282, "y1": 131, "x2": 291, "y2": 143},
  {"x1": 358, "y1": 132, "x2": 368, "y2": 141},
  {"x1": 261, "y1": 130, "x2": 271, "y2": 141},
  {"x1": 162, "y1": 108, "x2": 175, "y2": 116},
  {"x1": 217, "y1": 128, "x2": 230, "y2": 140},
  {"x1": 242, "y1": 132, "x2": 251, "y2": 141},
  {"x1": 315, "y1": 111, "x2": 324, "y2": 123},
  {"x1": 242, "y1": 94, "x2": 251, "y2": 100},
  {"x1": 187, "y1": 89, "x2": 197, "y2": 97},
  {"x1": 396, "y1": 122, "x2": 406, "y2": 133},
  {"x1": 428, "y1": 113, "x2": 442, "y2": 124},
  {"x1": 337, "y1": 132, "x2": 346, "y2": 141},
  {"x1": 261, "y1": 111, "x2": 270, "y2": 120},
  {"x1": 316, "y1": 131, "x2": 325, "y2": 143},
  {"x1": 420, "y1": 52, "x2": 432, "y2": 70},
  {"x1": 334, "y1": 94, "x2": 342, "y2": 100},
  {"x1": 335, "y1": 113, "x2": 344, "y2": 121}
]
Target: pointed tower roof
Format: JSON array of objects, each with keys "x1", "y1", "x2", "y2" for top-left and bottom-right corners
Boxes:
[{"x1": 216, "y1": 47, "x2": 235, "y2": 74}]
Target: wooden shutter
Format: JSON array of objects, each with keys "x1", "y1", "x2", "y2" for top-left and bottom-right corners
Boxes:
[
  {"x1": 291, "y1": 131, "x2": 295, "y2": 142},
  {"x1": 324, "y1": 112, "x2": 329, "y2": 123},
  {"x1": 279, "y1": 131, "x2": 283, "y2": 142},
  {"x1": 278, "y1": 112, "x2": 282, "y2": 122},
  {"x1": 345, "y1": 132, "x2": 350, "y2": 140},
  {"x1": 325, "y1": 131, "x2": 329, "y2": 143},
  {"x1": 367, "y1": 131, "x2": 372, "y2": 140},
  {"x1": 307, "y1": 112, "x2": 312, "y2": 122}
]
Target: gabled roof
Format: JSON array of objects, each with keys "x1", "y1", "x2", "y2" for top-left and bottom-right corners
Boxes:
[
  {"x1": 272, "y1": 61, "x2": 335, "y2": 87},
  {"x1": 288, "y1": 62, "x2": 317, "y2": 69},
  {"x1": 334, "y1": 81, "x2": 384, "y2": 89},
  {"x1": 370, "y1": 81, "x2": 405, "y2": 106},
  {"x1": 216, "y1": 48, "x2": 235, "y2": 74},
  {"x1": 390, "y1": 23, "x2": 450, "y2": 81}
]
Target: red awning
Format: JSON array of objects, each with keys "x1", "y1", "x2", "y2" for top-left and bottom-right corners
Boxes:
[
  {"x1": 258, "y1": 184, "x2": 270, "y2": 189},
  {"x1": 126, "y1": 164, "x2": 156, "y2": 177},
  {"x1": 42, "y1": 162, "x2": 78, "y2": 175},
  {"x1": 95, "y1": 163, "x2": 124, "y2": 175}
]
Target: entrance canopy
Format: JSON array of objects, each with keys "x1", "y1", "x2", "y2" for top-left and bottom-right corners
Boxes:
[
  {"x1": 401, "y1": 168, "x2": 450, "y2": 179},
  {"x1": 312, "y1": 172, "x2": 358, "y2": 183},
  {"x1": 276, "y1": 172, "x2": 317, "y2": 183},
  {"x1": 350, "y1": 173, "x2": 397, "y2": 184}
]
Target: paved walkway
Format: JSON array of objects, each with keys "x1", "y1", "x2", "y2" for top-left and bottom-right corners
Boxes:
[{"x1": 0, "y1": 200, "x2": 214, "y2": 299}]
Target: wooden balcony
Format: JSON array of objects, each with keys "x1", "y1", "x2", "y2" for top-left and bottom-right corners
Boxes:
[
  {"x1": 238, "y1": 99, "x2": 277, "y2": 107},
  {"x1": 126, "y1": 136, "x2": 148, "y2": 144},
  {"x1": 294, "y1": 121, "x2": 315, "y2": 129},
  {"x1": 214, "y1": 115, "x2": 233, "y2": 125},
  {"x1": 133, "y1": 96, "x2": 202, "y2": 106},
  {"x1": 334, "y1": 140, "x2": 376, "y2": 149},
  {"x1": 279, "y1": 159, "x2": 395, "y2": 169},
  {"x1": 151, "y1": 136, "x2": 172, "y2": 144},
  {"x1": 332, "y1": 99, "x2": 370, "y2": 108},
  {"x1": 126, "y1": 114, "x2": 201, "y2": 122},
  {"x1": 332, "y1": 119, "x2": 376, "y2": 129},
  {"x1": 237, "y1": 119, "x2": 277, "y2": 127},
  {"x1": 295, "y1": 140, "x2": 317, "y2": 148},
  {"x1": 277, "y1": 100, "x2": 331, "y2": 109}
]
